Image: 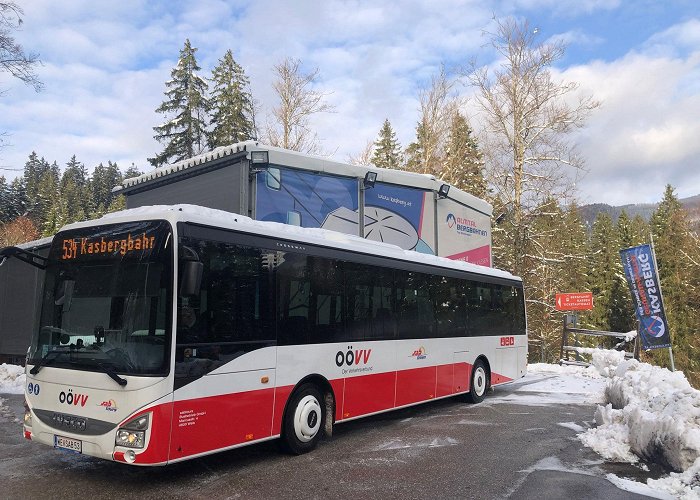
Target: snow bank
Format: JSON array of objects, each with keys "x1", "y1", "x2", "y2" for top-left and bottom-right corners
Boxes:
[
  {"x1": 0, "y1": 363, "x2": 25, "y2": 394},
  {"x1": 579, "y1": 351, "x2": 700, "y2": 475}
]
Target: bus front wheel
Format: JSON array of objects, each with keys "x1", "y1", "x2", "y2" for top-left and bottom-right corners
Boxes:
[
  {"x1": 281, "y1": 383, "x2": 325, "y2": 455},
  {"x1": 466, "y1": 359, "x2": 489, "y2": 404}
]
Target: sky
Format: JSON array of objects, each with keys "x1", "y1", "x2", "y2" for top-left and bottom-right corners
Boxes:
[
  {"x1": 3, "y1": 347, "x2": 699, "y2": 497},
  {"x1": 1, "y1": 0, "x2": 699, "y2": 205}
]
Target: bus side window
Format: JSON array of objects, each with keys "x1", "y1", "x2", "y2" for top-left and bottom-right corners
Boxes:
[
  {"x1": 433, "y1": 275, "x2": 467, "y2": 338},
  {"x1": 308, "y1": 256, "x2": 345, "y2": 343},
  {"x1": 277, "y1": 253, "x2": 310, "y2": 345},
  {"x1": 395, "y1": 271, "x2": 434, "y2": 339}
]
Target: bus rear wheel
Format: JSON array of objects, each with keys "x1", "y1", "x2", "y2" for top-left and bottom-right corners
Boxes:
[
  {"x1": 466, "y1": 359, "x2": 489, "y2": 404},
  {"x1": 281, "y1": 383, "x2": 325, "y2": 455}
]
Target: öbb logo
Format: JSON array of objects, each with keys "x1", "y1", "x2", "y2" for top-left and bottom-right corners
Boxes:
[
  {"x1": 335, "y1": 347, "x2": 372, "y2": 367},
  {"x1": 58, "y1": 389, "x2": 88, "y2": 407}
]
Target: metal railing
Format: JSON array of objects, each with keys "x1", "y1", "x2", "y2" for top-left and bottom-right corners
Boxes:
[{"x1": 560, "y1": 315, "x2": 639, "y2": 366}]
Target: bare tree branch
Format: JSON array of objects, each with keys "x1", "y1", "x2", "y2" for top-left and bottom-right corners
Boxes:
[
  {"x1": 265, "y1": 57, "x2": 334, "y2": 155},
  {"x1": 0, "y1": 2, "x2": 42, "y2": 92}
]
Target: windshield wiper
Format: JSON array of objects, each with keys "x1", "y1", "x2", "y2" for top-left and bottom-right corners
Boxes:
[
  {"x1": 96, "y1": 362, "x2": 128, "y2": 387},
  {"x1": 29, "y1": 349, "x2": 65, "y2": 375}
]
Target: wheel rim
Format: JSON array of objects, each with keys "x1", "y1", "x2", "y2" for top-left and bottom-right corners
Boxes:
[
  {"x1": 293, "y1": 394, "x2": 322, "y2": 443},
  {"x1": 473, "y1": 366, "x2": 486, "y2": 397}
]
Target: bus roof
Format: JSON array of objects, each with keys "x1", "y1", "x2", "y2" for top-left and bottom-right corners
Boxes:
[{"x1": 60, "y1": 204, "x2": 520, "y2": 283}]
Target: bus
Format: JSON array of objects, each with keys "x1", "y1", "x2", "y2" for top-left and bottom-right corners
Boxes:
[{"x1": 13, "y1": 204, "x2": 527, "y2": 465}]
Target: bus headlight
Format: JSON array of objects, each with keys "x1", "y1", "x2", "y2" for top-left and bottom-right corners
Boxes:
[
  {"x1": 116, "y1": 429, "x2": 145, "y2": 448},
  {"x1": 115, "y1": 413, "x2": 150, "y2": 449}
]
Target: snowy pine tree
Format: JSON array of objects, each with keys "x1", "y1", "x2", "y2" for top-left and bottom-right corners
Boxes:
[
  {"x1": 0, "y1": 175, "x2": 9, "y2": 222},
  {"x1": 404, "y1": 122, "x2": 429, "y2": 174},
  {"x1": 59, "y1": 155, "x2": 90, "y2": 223},
  {"x1": 441, "y1": 112, "x2": 487, "y2": 198},
  {"x1": 587, "y1": 212, "x2": 620, "y2": 332},
  {"x1": 371, "y1": 119, "x2": 403, "y2": 170},
  {"x1": 7, "y1": 176, "x2": 27, "y2": 220},
  {"x1": 23, "y1": 152, "x2": 54, "y2": 223},
  {"x1": 647, "y1": 185, "x2": 700, "y2": 384},
  {"x1": 209, "y1": 49, "x2": 256, "y2": 148},
  {"x1": 91, "y1": 161, "x2": 122, "y2": 215},
  {"x1": 149, "y1": 39, "x2": 210, "y2": 166}
]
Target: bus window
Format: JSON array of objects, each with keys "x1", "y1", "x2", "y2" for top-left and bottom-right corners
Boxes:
[
  {"x1": 308, "y1": 256, "x2": 344, "y2": 343},
  {"x1": 344, "y1": 262, "x2": 395, "y2": 341},
  {"x1": 277, "y1": 253, "x2": 310, "y2": 345},
  {"x1": 395, "y1": 270, "x2": 435, "y2": 339},
  {"x1": 432, "y1": 275, "x2": 467, "y2": 338}
]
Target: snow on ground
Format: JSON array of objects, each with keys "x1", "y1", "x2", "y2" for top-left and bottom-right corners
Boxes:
[
  {"x1": 518, "y1": 351, "x2": 700, "y2": 499},
  {"x1": 0, "y1": 363, "x2": 25, "y2": 394}
]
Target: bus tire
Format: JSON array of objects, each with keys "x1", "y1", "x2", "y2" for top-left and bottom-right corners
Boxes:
[
  {"x1": 466, "y1": 359, "x2": 489, "y2": 404},
  {"x1": 281, "y1": 383, "x2": 325, "y2": 455}
]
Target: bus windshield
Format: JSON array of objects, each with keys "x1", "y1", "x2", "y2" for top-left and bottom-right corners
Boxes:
[{"x1": 28, "y1": 220, "x2": 173, "y2": 377}]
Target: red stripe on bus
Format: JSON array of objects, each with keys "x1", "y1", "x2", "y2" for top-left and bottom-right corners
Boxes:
[
  {"x1": 127, "y1": 362, "x2": 513, "y2": 464},
  {"x1": 396, "y1": 366, "x2": 437, "y2": 407}
]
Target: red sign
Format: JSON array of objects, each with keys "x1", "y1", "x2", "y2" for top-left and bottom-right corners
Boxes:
[{"x1": 555, "y1": 292, "x2": 593, "y2": 311}]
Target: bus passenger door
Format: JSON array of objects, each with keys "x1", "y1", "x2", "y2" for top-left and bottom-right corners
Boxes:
[{"x1": 170, "y1": 232, "x2": 277, "y2": 461}]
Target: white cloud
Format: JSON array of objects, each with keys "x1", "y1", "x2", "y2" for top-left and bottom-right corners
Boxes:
[
  {"x1": 1, "y1": 1, "x2": 699, "y2": 207},
  {"x1": 564, "y1": 48, "x2": 700, "y2": 204}
]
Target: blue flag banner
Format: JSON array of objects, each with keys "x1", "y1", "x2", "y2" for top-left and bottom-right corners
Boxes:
[{"x1": 620, "y1": 244, "x2": 672, "y2": 350}]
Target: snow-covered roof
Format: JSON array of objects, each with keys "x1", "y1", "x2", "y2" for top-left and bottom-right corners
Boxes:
[
  {"x1": 63, "y1": 204, "x2": 514, "y2": 281},
  {"x1": 114, "y1": 141, "x2": 492, "y2": 216},
  {"x1": 17, "y1": 236, "x2": 53, "y2": 250},
  {"x1": 113, "y1": 141, "x2": 254, "y2": 193}
]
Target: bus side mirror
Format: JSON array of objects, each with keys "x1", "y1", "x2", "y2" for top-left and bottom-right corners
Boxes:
[{"x1": 180, "y1": 261, "x2": 203, "y2": 296}]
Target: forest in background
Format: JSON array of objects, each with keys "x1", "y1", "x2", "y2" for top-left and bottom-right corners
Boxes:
[{"x1": 1, "y1": 10, "x2": 698, "y2": 386}]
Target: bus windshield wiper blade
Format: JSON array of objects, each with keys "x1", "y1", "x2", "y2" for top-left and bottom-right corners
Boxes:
[
  {"x1": 96, "y1": 362, "x2": 128, "y2": 387},
  {"x1": 29, "y1": 349, "x2": 64, "y2": 375}
]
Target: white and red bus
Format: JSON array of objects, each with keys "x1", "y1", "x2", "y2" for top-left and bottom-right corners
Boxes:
[{"x1": 15, "y1": 205, "x2": 526, "y2": 465}]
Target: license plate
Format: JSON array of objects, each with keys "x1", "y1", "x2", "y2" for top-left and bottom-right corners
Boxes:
[{"x1": 54, "y1": 435, "x2": 82, "y2": 453}]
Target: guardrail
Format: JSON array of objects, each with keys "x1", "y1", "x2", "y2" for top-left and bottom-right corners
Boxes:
[{"x1": 560, "y1": 316, "x2": 639, "y2": 366}]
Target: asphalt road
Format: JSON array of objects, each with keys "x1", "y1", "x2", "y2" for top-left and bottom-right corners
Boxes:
[{"x1": 0, "y1": 379, "x2": 666, "y2": 500}]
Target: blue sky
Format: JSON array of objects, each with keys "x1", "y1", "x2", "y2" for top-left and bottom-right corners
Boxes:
[{"x1": 1, "y1": 0, "x2": 699, "y2": 205}]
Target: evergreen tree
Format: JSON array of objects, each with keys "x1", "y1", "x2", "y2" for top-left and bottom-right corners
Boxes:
[
  {"x1": 441, "y1": 112, "x2": 487, "y2": 198},
  {"x1": 7, "y1": 176, "x2": 27, "y2": 220},
  {"x1": 517, "y1": 198, "x2": 592, "y2": 362},
  {"x1": 629, "y1": 214, "x2": 650, "y2": 246},
  {"x1": 560, "y1": 203, "x2": 589, "y2": 294},
  {"x1": 647, "y1": 185, "x2": 700, "y2": 384},
  {"x1": 587, "y1": 212, "x2": 619, "y2": 332},
  {"x1": 371, "y1": 119, "x2": 403, "y2": 170},
  {"x1": 149, "y1": 39, "x2": 210, "y2": 166},
  {"x1": 91, "y1": 161, "x2": 122, "y2": 215},
  {"x1": 404, "y1": 122, "x2": 429, "y2": 174},
  {"x1": 208, "y1": 49, "x2": 256, "y2": 148},
  {"x1": 60, "y1": 156, "x2": 90, "y2": 223},
  {"x1": 124, "y1": 163, "x2": 143, "y2": 180},
  {"x1": 42, "y1": 194, "x2": 68, "y2": 236},
  {"x1": 0, "y1": 175, "x2": 9, "y2": 222},
  {"x1": 35, "y1": 162, "x2": 60, "y2": 231},
  {"x1": 23, "y1": 152, "x2": 53, "y2": 223},
  {"x1": 609, "y1": 210, "x2": 637, "y2": 333}
]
